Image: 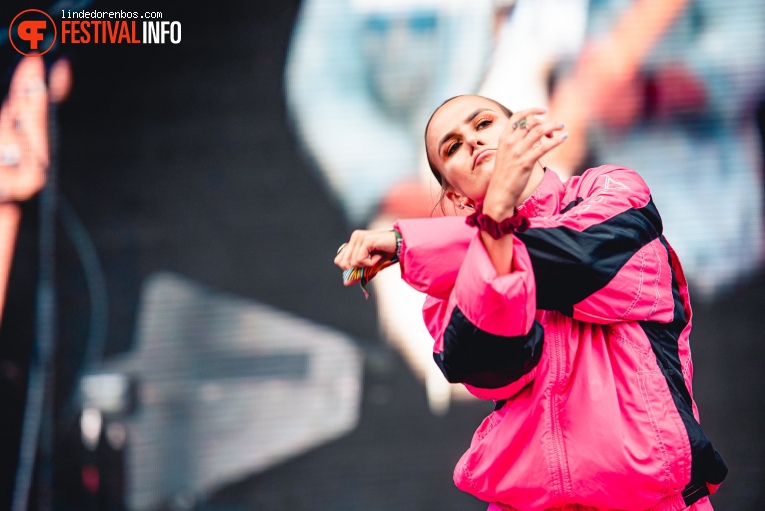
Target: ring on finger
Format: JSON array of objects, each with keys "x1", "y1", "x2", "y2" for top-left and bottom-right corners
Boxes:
[
  {"x1": 337, "y1": 242, "x2": 348, "y2": 255},
  {"x1": 518, "y1": 118, "x2": 528, "y2": 130},
  {"x1": 0, "y1": 144, "x2": 21, "y2": 167},
  {"x1": 24, "y1": 80, "x2": 46, "y2": 97}
]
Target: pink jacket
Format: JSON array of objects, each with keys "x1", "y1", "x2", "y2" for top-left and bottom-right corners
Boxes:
[{"x1": 394, "y1": 166, "x2": 726, "y2": 511}]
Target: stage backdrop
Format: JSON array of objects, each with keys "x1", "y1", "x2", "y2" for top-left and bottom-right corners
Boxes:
[{"x1": 1, "y1": 0, "x2": 764, "y2": 510}]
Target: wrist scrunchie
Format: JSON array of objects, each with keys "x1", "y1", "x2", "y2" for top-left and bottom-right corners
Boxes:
[{"x1": 466, "y1": 203, "x2": 529, "y2": 239}]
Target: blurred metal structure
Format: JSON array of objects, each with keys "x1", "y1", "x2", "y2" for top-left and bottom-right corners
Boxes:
[{"x1": 91, "y1": 272, "x2": 363, "y2": 510}]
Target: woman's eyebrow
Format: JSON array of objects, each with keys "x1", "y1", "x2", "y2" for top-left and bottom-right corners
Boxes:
[{"x1": 437, "y1": 108, "x2": 494, "y2": 155}]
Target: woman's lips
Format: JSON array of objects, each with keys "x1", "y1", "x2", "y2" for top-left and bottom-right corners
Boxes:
[{"x1": 474, "y1": 149, "x2": 496, "y2": 169}]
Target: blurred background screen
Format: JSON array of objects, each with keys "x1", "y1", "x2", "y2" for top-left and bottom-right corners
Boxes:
[{"x1": 0, "y1": 0, "x2": 763, "y2": 510}]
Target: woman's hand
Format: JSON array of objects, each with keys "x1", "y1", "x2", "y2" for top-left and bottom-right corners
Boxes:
[
  {"x1": 334, "y1": 229, "x2": 397, "y2": 273},
  {"x1": 476, "y1": 109, "x2": 566, "y2": 276},
  {"x1": 482, "y1": 108, "x2": 567, "y2": 221}
]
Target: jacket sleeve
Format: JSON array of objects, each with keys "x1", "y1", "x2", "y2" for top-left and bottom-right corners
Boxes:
[
  {"x1": 396, "y1": 218, "x2": 543, "y2": 401},
  {"x1": 392, "y1": 166, "x2": 674, "y2": 399},
  {"x1": 517, "y1": 165, "x2": 676, "y2": 324}
]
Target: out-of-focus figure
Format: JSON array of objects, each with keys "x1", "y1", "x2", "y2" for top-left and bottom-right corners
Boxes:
[
  {"x1": 0, "y1": 57, "x2": 49, "y2": 319},
  {"x1": 285, "y1": 0, "x2": 497, "y2": 414},
  {"x1": 546, "y1": 0, "x2": 765, "y2": 298},
  {"x1": 285, "y1": 0, "x2": 495, "y2": 226},
  {"x1": 479, "y1": 0, "x2": 588, "y2": 116}
]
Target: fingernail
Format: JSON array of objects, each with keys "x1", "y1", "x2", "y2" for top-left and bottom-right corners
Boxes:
[{"x1": 561, "y1": 132, "x2": 569, "y2": 139}]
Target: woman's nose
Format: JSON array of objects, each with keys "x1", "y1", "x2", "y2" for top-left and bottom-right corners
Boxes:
[{"x1": 465, "y1": 133, "x2": 484, "y2": 151}]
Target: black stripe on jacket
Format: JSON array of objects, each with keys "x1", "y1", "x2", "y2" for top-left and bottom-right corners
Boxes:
[
  {"x1": 640, "y1": 236, "x2": 727, "y2": 506},
  {"x1": 432, "y1": 198, "x2": 658, "y2": 389},
  {"x1": 434, "y1": 306, "x2": 544, "y2": 389},
  {"x1": 516, "y1": 197, "x2": 663, "y2": 315}
]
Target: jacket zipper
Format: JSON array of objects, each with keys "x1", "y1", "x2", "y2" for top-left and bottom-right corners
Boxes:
[{"x1": 549, "y1": 312, "x2": 571, "y2": 502}]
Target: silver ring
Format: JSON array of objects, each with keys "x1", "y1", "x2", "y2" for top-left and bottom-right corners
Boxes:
[
  {"x1": 0, "y1": 144, "x2": 21, "y2": 167},
  {"x1": 24, "y1": 80, "x2": 46, "y2": 97},
  {"x1": 518, "y1": 118, "x2": 528, "y2": 130},
  {"x1": 337, "y1": 242, "x2": 348, "y2": 255}
]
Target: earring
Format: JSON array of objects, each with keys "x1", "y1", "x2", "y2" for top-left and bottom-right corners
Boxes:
[{"x1": 457, "y1": 203, "x2": 465, "y2": 210}]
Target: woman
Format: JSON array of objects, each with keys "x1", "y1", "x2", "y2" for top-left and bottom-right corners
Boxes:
[{"x1": 334, "y1": 95, "x2": 726, "y2": 510}]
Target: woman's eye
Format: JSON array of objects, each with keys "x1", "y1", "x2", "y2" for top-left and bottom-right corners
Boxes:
[
  {"x1": 446, "y1": 141, "x2": 461, "y2": 156},
  {"x1": 476, "y1": 119, "x2": 492, "y2": 129}
]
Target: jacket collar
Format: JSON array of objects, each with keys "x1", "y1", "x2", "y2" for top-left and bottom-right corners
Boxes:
[{"x1": 517, "y1": 168, "x2": 564, "y2": 218}]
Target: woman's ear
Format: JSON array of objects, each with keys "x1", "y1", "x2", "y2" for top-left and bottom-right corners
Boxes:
[
  {"x1": 444, "y1": 189, "x2": 460, "y2": 206},
  {"x1": 445, "y1": 189, "x2": 470, "y2": 210}
]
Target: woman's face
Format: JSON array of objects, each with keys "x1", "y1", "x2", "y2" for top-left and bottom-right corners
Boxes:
[{"x1": 426, "y1": 95, "x2": 510, "y2": 205}]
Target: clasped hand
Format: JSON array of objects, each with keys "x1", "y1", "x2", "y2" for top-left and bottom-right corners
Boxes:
[
  {"x1": 334, "y1": 229, "x2": 397, "y2": 282},
  {"x1": 481, "y1": 107, "x2": 567, "y2": 221}
]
